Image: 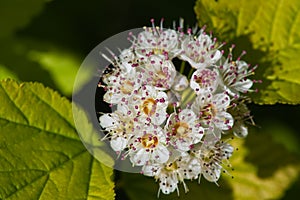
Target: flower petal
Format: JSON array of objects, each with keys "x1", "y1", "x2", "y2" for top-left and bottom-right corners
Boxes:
[
  {"x1": 110, "y1": 137, "x2": 127, "y2": 152},
  {"x1": 214, "y1": 112, "x2": 234, "y2": 130},
  {"x1": 152, "y1": 146, "x2": 170, "y2": 164},
  {"x1": 203, "y1": 165, "x2": 221, "y2": 183},
  {"x1": 99, "y1": 114, "x2": 116, "y2": 128},
  {"x1": 130, "y1": 148, "x2": 149, "y2": 166}
]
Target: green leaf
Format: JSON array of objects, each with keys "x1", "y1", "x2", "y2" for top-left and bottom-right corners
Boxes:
[
  {"x1": 27, "y1": 48, "x2": 88, "y2": 96},
  {"x1": 195, "y1": 0, "x2": 300, "y2": 104},
  {"x1": 0, "y1": 64, "x2": 19, "y2": 80},
  {"x1": 0, "y1": 80, "x2": 114, "y2": 200},
  {"x1": 0, "y1": 0, "x2": 49, "y2": 38},
  {"x1": 120, "y1": 124, "x2": 300, "y2": 199}
]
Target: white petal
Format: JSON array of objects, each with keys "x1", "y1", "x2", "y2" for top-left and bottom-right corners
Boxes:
[
  {"x1": 153, "y1": 146, "x2": 169, "y2": 164},
  {"x1": 161, "y1": 29, "x2": 178, "y2": 51},
  {"x1": 179, "y1": 109, "x2": 196, "y2": 123},
  {"x1": 190, "y1": 70, "x2": 201, "y2": 92},
  {"x1": 197, "y1": 34, "x2": 212, "y2": 44},
  {"x1": 203, "y1": 130, "x2": 220, "y2": 145},
  {"x1": 172, "y1": 73, "x2": 188, "y2": 92},
  {"x1": 236, "y1": 60, "x2": 248, "y2": 72},
  {"x1": 151, "y1": 107, "x2": 167, "y2": 125},
  {"x1": 110, "y1": 137, "x2": 127, "y2": 152},
  {"x1": 214, "y1": 112, "x2": 234, "y2": 130},
  {"x1": 137, "y1": 31, "x2": 155, "y2": 48},
  {"x1": 234, "y1": 79, "x2": 253, "y2": 92},
  {"x1": 167, "y1": 148, "x2": 183, "y2": 163},
  {"x1": 159, "y1": 175, "x2": 178, "y2": 194},
  {"x1": 192, "y1": 126, "x2": 205, "y2": 142},
  {"x1": 203, "y1": 165, "x2": 221, "y2": 182},
  {"x1": 142, "y1": 164, "x2": 160, "y2": 177},
  {"x1": 233, "y1": 122, "x2": 248, "y2": 138},
  {"x1": 213, "y1": 93, "x2": 230, "y2": 110},
  {"x1": 142, "y1": 85, "x2": 156, "y2": 97},
  {"x1": 211, "y1": 50, "x2": 222, "y2": 62},
  {"x1": 175, "y1": 140, "x2": 192, "y2": 151},
  {"x1": 99, "y1": 114, "x2": 116, "y2": 128},
  {"x1": 182, "y1": 158, "x2": 201, "y2": 179},
  {"x1": 130, "y1": 148, "x2": 149, "y2": 166},
  {"x1": 103, "y1": 91, "x2": 123, "y2": 104},
  {"x1": 156, "y1": 91, "x2": 169, "y2": 107}
]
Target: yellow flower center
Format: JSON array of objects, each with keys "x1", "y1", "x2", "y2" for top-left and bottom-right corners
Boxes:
[
  {"x1": 173, "y1": 122, "x2": 189, "y2": 137},
  {"x1": 141, "y1": 98, "x2": 157, "y2": 116},
  {"x1": 201, "y1": 103, "x2": 217, "y2": 120},
  {"x1": 165, "y1": 162, "x2": 178, "y2": 171},
  {"x1": 153, "y1": 48, "x2": 163, "y2": 55},
  {"x1": 202, "y1": 149, "x2": 215, "y2": 163},
  {"x1": 141, "y1": 133, "x2": 158, "y2": 149},
  {"x1": 120, "y1": 80, "x2": 134, "y2": 94}
]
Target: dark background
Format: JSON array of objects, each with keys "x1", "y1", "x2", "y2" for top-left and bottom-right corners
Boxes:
[{"x1": 19, "y1": 0, "x2": 197, "y2": 56}]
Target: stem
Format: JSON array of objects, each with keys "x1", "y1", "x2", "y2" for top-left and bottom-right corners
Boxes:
[
  {"x1": 187, "y1": 68, "x2": 195, "y2": 79},
  {"x1": 179, "y1": 61, "x2": 186, "y2": 74}
]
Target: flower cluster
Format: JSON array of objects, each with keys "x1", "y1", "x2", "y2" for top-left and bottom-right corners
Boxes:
[{"x1": 98, "y1": 19, "x2": 257, "y2": 196}]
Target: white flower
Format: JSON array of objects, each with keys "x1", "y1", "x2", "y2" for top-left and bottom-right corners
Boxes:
[
  {"x1": 231, "y1": 120, "x2": 248, "y2": 138},
  {"x1": 192, "y1": 136, "x2": 234, "y2": 183},
  {"x1": 179, "y1": 32, "x2": 222, "y2": 69},
  {"x1": 128, "y1": 124, "x2": 169, "y2": 166},
  {"x1": 103, "y1": 68, "x2": 142, "y2": 104},
  {"x1": 118, "y1": 48, "x2": 137, "y2": 73},
  {"x1": 142, "y1": 154, "x2": 201, "y2": 196},
  {"x1": 96, "y1": 19, "x2": 258, "y2": 196},
  {"x1": 143, "y1": 163, "x2": 179, "y2": 195},
  {"x1": 133, "y1": 19, "x2": 180, "y2": 59},
  {"x1": 165, "y1": 109, "x2": 204, "y2": 151},
  {"x1": 191, "y1": 92, "x2": 234, "y2": 134},
  {"x1": 142, "y1": 55, "x2": 177, "y2": 90},
  {"x1": 99, "y1": 105, "x2": 137, "y2": 152},
  {"x1": 129, "y1": 85, "x2": 168, "y2": 125},
  {"x1": 101, "y1": 48, "x2": 136, "y2": 76},
  {"x1": 219, "y1": 56, "x2": 255, "y2": 97},
  {"x1": 190, "y1": 68, "x2": 219, "y2": 94}
]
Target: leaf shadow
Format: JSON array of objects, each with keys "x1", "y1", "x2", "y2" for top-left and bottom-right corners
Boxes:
[{"x1": 244, "y1": 126, "x2": 300, "y2": 178}]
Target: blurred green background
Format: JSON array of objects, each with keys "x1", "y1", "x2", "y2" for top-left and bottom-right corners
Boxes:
[{"x1": 0, "y1": 0, "x2": 300, "y2": 199}]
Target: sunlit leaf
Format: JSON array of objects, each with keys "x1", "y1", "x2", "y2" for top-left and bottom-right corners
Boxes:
[
  {"x1": 195, "y1": 0, "x2": 300, "y2": 104},
  {"x1": 27, "y1": 49, "x2": 85, "y2": 96},
  {"x1": 0, "y1": 80, "x2": 114, "y2": 200},
  {"x1": 0, "y1": 64, "x2": 19, "y2": 80}
]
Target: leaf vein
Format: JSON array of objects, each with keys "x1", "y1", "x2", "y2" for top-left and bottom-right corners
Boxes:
[
  {"x1": 28, "y1": 88, "x2": 76, "y2": 135},
  {"x1": 0, "y1": 84, "x2": 29, "y2": 125},
  {"x1": 3, "y1": 150, "x2": 87, "y2": 199},
  {"x1": 0, "y1": 117, "x2": 80, "y2": 142},
  {"x1": 270, "y1": 0, "x2": 283, "y2": 43}
]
